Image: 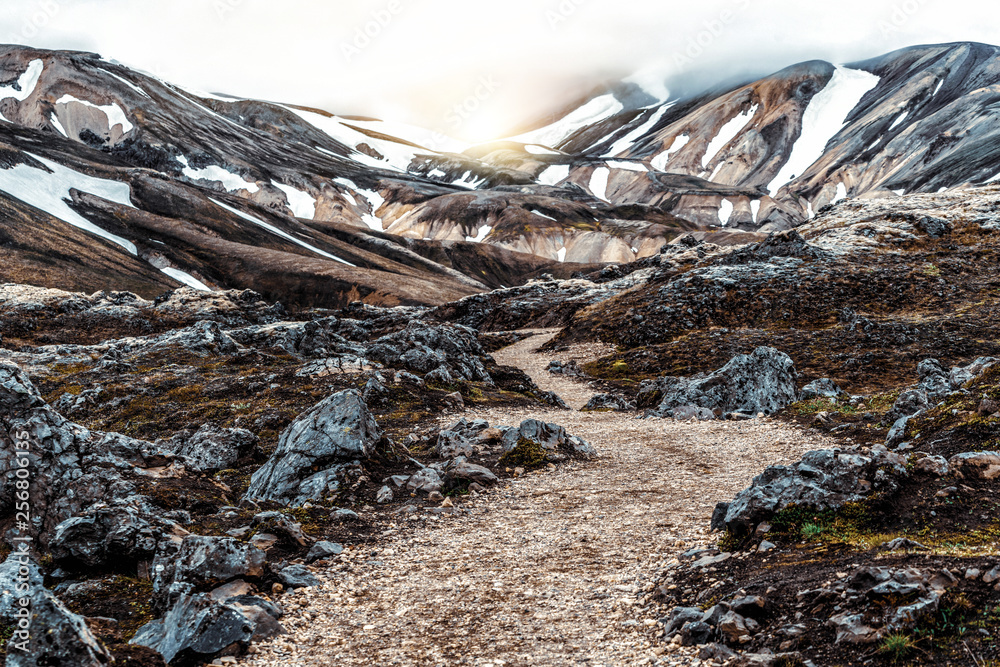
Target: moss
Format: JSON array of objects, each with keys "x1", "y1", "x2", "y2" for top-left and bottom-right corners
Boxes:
[
  {"x1": 498, "y1": 438, "x2": 549, "y2": 469},
  {"x1": 64, "y1": 576, "x2": 155, "y2": 641}
]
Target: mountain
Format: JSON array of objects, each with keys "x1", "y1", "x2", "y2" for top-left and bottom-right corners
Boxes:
[{"x1": 2, "y1": 42, "x2": 1000, "y2": 307}]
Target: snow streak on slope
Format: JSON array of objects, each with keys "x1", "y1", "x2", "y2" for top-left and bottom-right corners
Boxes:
[
  {"x1": 177, "y1": 156, "x2": 259, "y2": 194},
  {"x1": 605, "y1": 104, "x2": 672, "y2": 157},
  {"x1": 209, "y1": 197, "x2": 354, "y2": 266},
  {"x1": 767, "y1": 66, "x2": 881, "y2": 194},
  {"x1": 55, "y1": 94, "x2": 134, "y2": 133},
  {"x1": 718, "y1": 199, "x2": 734, "y2": 226},
  {"x1": 538, "y1": 165, "x2": 570, "y2": 186},
  {"x1": 0, "y1": 153, "x2": 137, "y2": 254},
  {"x1": 288, "y1": 107, "x2": 427, "y2": 172},
  {"x1": 465, "y1": 225, "x2": 493, "y2": 243},
  {"x1": 333, "y1": 178, "x2": 384, "y2": 231},
  {"x1": 272, "y1": 181, "x2": 317, "y2": 219},
  {"x1": 651, "y1": 134, "x2": 690, "y2": 171},
  {"x1": 344, "y1": 117, "x2": 468, "y2": 154},
  {"x1": 0, "y1": 59, "x2": 43, "y2": 105},
  {"x1": 702, "y1": 105, "x2": 759, "y2": 169},
  {"x1": 513, "y1": 94, "x2": 624, "y2": 149},
  {"x1": 589, "y1": 167, "x2": 610, "y2": 201},
  {"x1": 161, "y1": 267, "x2": 211, "y2": 291}
]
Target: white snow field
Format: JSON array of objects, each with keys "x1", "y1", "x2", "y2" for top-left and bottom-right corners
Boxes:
[
  {"x1": 56, "y1": 94, "x2": 134, "y2": 133},
  {"x1": 333, "y1": 177, "x2": 384, "y2": 231},
  {"x1": 589, "y1": 167, "x2": 611, "y2": 201},
  {"x1": 513, "y1": 93, "x2": 624, "y2": 149},
  {"x1": 718, "y1": 199, "x2": 735, "y2": 226},
  {"x1": 465, "y1": 225, "x2": 493, "y2": 243},
  {"x1": 177, "y1": 156, "x2": 259, "y2": 194},
  {"x1": 0, "y1": 153, "x2": 137, "y2": 254},
  {"x1": 766, "y1": 66, "x2": 881, "y2": 194},
  {"x1": 651, "y1": 134, "x2": 690, "y2": 171},
  {"x1": 161, "y1": 267, "x2": 212, "y2": 291},
  {"x1": 272, "y1": 181, "x2": 317, "y2": 219},
  {"x1": 605, "y1": 104, "x2": 672, "y2": 157},
  {"x1": 209, "y1": 197, "x2": 354, "y2": 266},
  {"x1": 0, "y1": 59, "x2": 43, "y2": 104},
  {"x1": 702, "y1": 104, "x2": 759, "y2": 169},
  {"x1": 537, "y1": 165, "x2": 570, "y2": 186}
]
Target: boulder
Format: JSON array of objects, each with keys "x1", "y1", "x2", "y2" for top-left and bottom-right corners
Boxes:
[
  {"x1": 365, "y1": 321, "x2": 493, "y2": 383},
  {"x1": 406, "y1": 467, "x2": 445, "y2": 494},
  {"x1": 6, "y1": 587, "x2": 113, "y2": 666},
  {"x1": 950, "y1": 357, "x2": 997, "y2": 389},
  {"x1": 717, "y1": 611, "x2": 750, "y2": 643},
  {"x1": 581, "y1": 394, "x2": 636, "y2": 412},
  {"x1": 245, "y1": 390, "x2": 380, "y2": 505},
  {"x1": 250, "y1": 511, "x2": 310, "y2": 547},
  {"x1": 638, "y1": 347, "x2": 798, "y2": 418},
  {"x1": 949, "y1": 451, "x2": 1000, "y2": 480},
  {"x1": 800, "y1": 378, "x2": 845, "y2": 400},
  {"x1": 670, "y1": 405, "x2": 716, "y2": 421},
  {"x1": 445, "y1": 457, "x2": 499, "y2": 487},
  {"x1": 148, "y1": 425, "x2": 259, "y2": 472},
  {"x1": 500, "y1": 419, "x2": 597, "y2": 462},
  {"x1": 721, "y1": 449, "x2": 880, "y2": 534},
  {"x1": 277, "y1": 564, "x2": 322, "y2": 589},
  {"x1": 436, "y1": 430, "x2": 475, "y2": 459},
  {"x1": 152, "y1": 536, "x2": 265, "y2": 607},
  {"x1": 662, "y1": 606, "x2": 703, "y2": 635},
  {"x1": 913, "y1": 455, "x2": 949, "y2": 477},
  {"x1": 306, "y1": 541, "x2": 344, "y2": 563},
  {"x1": 131, "y1": 593, "x2": 255, "y2": 664},
  {"x1": 0, "y1": 551, "x2": 42, "y2": 624},
  {"x1": 49, "y1": 504, "x2": 181, "y2": 570},
  {"x1": 828, "y1": 612, "x2": 880, "y2": 644},
  {"x1": 886, "y1": 388, "x2": 928, "y2": 423}
]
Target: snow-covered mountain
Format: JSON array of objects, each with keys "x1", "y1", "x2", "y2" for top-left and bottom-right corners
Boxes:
[{"x1": 2, "y1": 42, "x2": 1000, "y2": 306}]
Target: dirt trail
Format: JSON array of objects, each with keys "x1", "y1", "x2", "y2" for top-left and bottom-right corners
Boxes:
[{"x1": 246, "y1": 332, "x2": 834, "y2": 667}]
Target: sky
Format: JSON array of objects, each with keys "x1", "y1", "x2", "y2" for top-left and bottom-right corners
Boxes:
[{"x1": 0, "y1": 0, "x2": 996, "y2": 142}]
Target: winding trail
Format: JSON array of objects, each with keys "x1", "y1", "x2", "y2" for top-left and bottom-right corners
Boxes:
[{"x1": 246, "y1": 331, "x2": 834, "y2": 667}]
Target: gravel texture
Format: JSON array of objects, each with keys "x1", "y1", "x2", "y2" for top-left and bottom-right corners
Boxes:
[{"x1": 244, "y1": 331, "x2": 836, "y2": 667}]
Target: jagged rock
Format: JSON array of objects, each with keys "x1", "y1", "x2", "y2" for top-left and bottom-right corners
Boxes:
[
  {"x1": 546, "y1": 360, "x2": 584, "y2": 377},
  {"x1": 0, "y1": 551, "x2": 41, "y2": 624},
  {"x1": 445, "y1": 457, "x2": 499, "y2": 487},
  {"x1": 131, "y1": 593, "x2": 255, "y2": 664},
  {"x1": 885, "y1": 414, "x2": 913, "y2": 448},
  {"x1": 229, "y1": 317, "x2": 364, "y2": 359},
  {"x1": 277, "y1": 564, "x2": 322, "y2": 589},
  {"x1": 951, "y1": 357, "x2": 997, "y2": 390},
  {"x1": 721, "y1": 449, "x2": 883, "y2": 534},
  {"x1": 581, "y1": 393, "x2": 636, "y2": 412},
  {"x1": 362, "y1": 373, "x2": 390, "y2": 407},
  {"x1": 913, "y1": 455, "x2": 949, "y2": 476},
  {"x1": 887, "y1": 591, "x2": 941, "y2": 631},
  {"x1": 638, "y1": 347, "x2": 798, "y2": 418},
  {"x1": 436, "y1": 430, "x2": 475, "y2": 459},
  {"x1": 700, "y1": 643, "x2": 738, "y2": 662},
  {"x1": 152, "y1": 536, "x2": 265, "y2": 607},
  {"x1": 406, "y1": 467, "x2": 445, "y2": 494},
  {"x1": 424, "y1": 365, "x2": 453, "y2": 385},
  {"x1": 148, "y1": 425, "x2": 259, "y2": 472},
  {"x1": 917, "y1": 359, "x2": 952, "y2": 402},
  {"x1": 535, "y1": 390, "x2": 570, "y2": 409},
  {"x1": 916, "y1": 215, "x2": 950, "y2": 237},
  {"x1": 245, "y1": 390, "x2": 380, "y2": 505},
  {"x1": 883, "y1": 537, "x2": 930, "y2": 551},
  {"x1": 718, "y1": 230, "x2": 828, "y2": 265},
  {"x1": 887, "y1": 388, "x2": 929, "y2": 423},
  {"x1": 394, "y1": 371, "x2": 425, "y2": 388},
  {"x1": 718, "y1": 611, "x2": 750, "y2": 642},
  {"x1": 500, "y1": 419, "x2": 597, "y2": 461},
  {"x1": 365, "y1": 321, "x2": 493, "y2": 384},
  {"x1": 800, "y1": 378, "x2": 845, "y2": 400},
  {"x1": 5, "y1": 587, "x2": 112, "y2": 666},
  {"x1": 250, "y1": 512, "x2": 310, "y2": 547},
  {"x1": 306, "y1": 541, "x2": 344, "y2": 563},
  {"x1": 670, "y1": 405, "x2": 717, "y2": 421},
  {"x1": 949, "y1": 451, "x2": 1000, "y2": 480},
  {"x1": 680, "y1": 620, "x2": 715, "y2": 646},
  {"x1": 0, "y1": 361, "x2": 154, "y2": 546},
  {"x1": 828, "y1": 612, "x2": 880, "y2": 644},
  {"x1": 662, "y1": 607, "x2": 703, "y2": 635},
  {"x1": 376, "y1": 485, "x2": 393, "y2": 504},
  {"x1": 49, "y1": 504, "x2": 183, "y2": 570}
]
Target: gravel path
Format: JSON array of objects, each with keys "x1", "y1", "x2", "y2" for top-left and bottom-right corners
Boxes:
[{"x1": 245, "y1": 331, "x2": 835, "y2": 667}]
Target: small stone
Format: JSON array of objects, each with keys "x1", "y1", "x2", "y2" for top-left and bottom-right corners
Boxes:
[
  {"x1": 966, "y1": 568, "x2": 981, "y2": 580},
  {"x1": 376, "y1": 485, "x2": 393, "y2": 504},
  {"x1": 514, "y1": 467, "x2": 525, "y2": 477},
  {"x1": 441, "y1": 497, "x2": 454, "y2": 508},
  {"x1": 428, "y1": 491, "x2": 445, "y2": 502},
  {"x1": 271, "y1": 583, "x2": 284, "y2": 595},
  {"x1": 758, "y1": 541, "x2": 777, "y2": 553}
]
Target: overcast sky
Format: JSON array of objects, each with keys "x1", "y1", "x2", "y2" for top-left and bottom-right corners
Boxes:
[{"x1": 1, "y1": 0, "x2": 996, "y2": 141}]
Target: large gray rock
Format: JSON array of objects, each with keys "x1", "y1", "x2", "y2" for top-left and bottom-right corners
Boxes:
[
  {"x1": 365, "y1": 321, "x2": 493, "y2": 383},
  {"x1": 6, "y1": 587, "x2": 112, "y2": 666},
  {"x1": 152, "y1": 536, "x2": 265, "y2": 609},
  {"x1": 638, "y1": 347, "x2": 798, "y2": 418},
  {"x1": 148, "y1": 425, "x2": 259, "y2": 472},
  {"x1": 0, "y1": 551, "x2": 42, "y2": 624},
  {"x1": 581, "y1": 394, "x2": 636, "y2": 412},
  {"x1": 245, "y1": 390, "x2": 380, "y2": 505},
  {"x1": 949, "y1": 452, "x2": 1000, "y2": 480},
  {"x1": 720, "y1": 449, "x2": 883, "y2": 534},
  {"x1": 132, "y1": 593, "x2": 255, "y2": 664},
  {"x1": 49, "y1": 504, "x2": 181, "y2": 570},
  {"x1": 500, "y1": 419, "x2": 597, "y2": 462},
  {"x1": 0, "y1": 362, "x2": 154, "y2": 547},
  {"x1": 800, "y1": 378, "x2": 845, "y2": 400}
]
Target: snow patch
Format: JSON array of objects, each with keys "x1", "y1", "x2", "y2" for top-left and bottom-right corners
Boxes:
[
  {"x1": 177, "y1": 156, "x2": 259, "y2": 194},
  {"x1": 893, "y1": 188, "x2": 906, "y2": 196},
  {"x1": 531, "y1": 210, "x2": 557, "y2": 221},
  {"x1": 286, "y1": 106, "x2": 425, "y2": 172},
  {"x1": 161, "y1": 267, "x2": 211, "y2": 291},
  {"x1": 932, "y1": 79, "x2": 945, "y2": 97},
  {"x1": 0, "y1": 153, "x2": 136, "y2": 253},
  {"x1": 513, "y1": 93, "x2": 624, "y2": 148},
  {"x1": 209, "y1": 197, "x2": 353, "y2": 265},
  {"x1": 50, "y1": 113, "x2": 67, "y2": 137},
  {"x1": 751, "y1": 200, "x2": 761, "y2": 223},
  {"x1": 832, "y1": 182, "x2": 848, "y2": 204},
  {"x1": 465, "y1": 225, "x2": 493, "y2": 243},
  {"x1": 718, "y1": 199, "x2": 734, "y2": 226},
  {"x1": 0, "y1": 59, "x2": 44, "y2": 104},
  {"x1": 767, "y1": 66, "x2": 881, "y2": 194},
  {"x1": 56, "y1": 94, "x2": 134, "y2": 134},
  {"x1": 888, "y1": 110, "x2": 909, "y2": 131},
  {"x1": 271, "y1": 181, "x2": 316, "y2": 219},
  {"x1": 557, "y1": 247, "x2": 567, "y2": 263},
  {"x1": 606, "y1": 160, "x2": 648, "y2": 172},
  {"x1": 651, "y1": 134, "x2": 690, "y2": 171},
  {"x1": 605, "y1": 104, "x2": 672, "y2": 157},
  {"x1": 589, "y1": 167, "x2": 611, "y2": 201},
  {"x1": 702, "y1": 104, "x2": 758, "y2": 169},
  {"x1": 525, "y1": 144, "x2": 560, "y2": 155},
  {"x1": 537, "y1": 165, "x2": 570, "y2": 186},
  {"x1": 333, "y1": 177, "x2": 384, "y2": 231}
]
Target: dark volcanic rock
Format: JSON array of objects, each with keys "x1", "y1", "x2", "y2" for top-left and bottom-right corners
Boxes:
[
  {"x1": 148, "y1": 424, "x2": 259, "y2": 472},
  {"x1": 365, "y1": 321, "x2": 493, "y2": 383},
  {"x1": 49, "y1": 504, "x2": 178, "y2": 570},
  {"x1": 500, "y1": 419, "x2": 597, "y2": 462},
  {"x1": 131, "y1": 593, "x2": 255, "y2": 664},
  {"x1": 638, "y1": 347, "x2": 798, "y2": 418},
  {"x1": 6, "y1": 587, "x2": 112, "y2": 667},
  {"x1": 581, "y1": 393, "x2": 636, "y2": 412},
  {"x1": 245, "y1": 390, "x2": 380, "y2": 505}
]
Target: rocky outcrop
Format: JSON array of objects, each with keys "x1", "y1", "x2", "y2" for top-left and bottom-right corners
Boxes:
[
  {"x1": 49, "y1": 504, "x2": 185, "y2": 570},
  {"x1": 638, "y1": 347, "x2": 798, "y2": 418},
  {"x1": 245, "y1": 390, "x2": 381, "y2": 505},
  {"x1": 132, "y1": 592, "x2": 257, "y2": 664},
  {"x1": 365, "y1": 321, "x2": 493, "y2": 383},
  {"x1": 6, "y1": 587, "x2": 113, "y2": 666},
  {"x1": 500, "y1": 419, "x2": 597, "y2": 462},
  {"x1": 147, "y1": 425, "x2": 259, "y2": 472}
]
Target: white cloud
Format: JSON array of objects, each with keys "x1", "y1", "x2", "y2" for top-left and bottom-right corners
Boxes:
[{"x1": 0, "y1": 0, "x2": 995, "y2": 140}]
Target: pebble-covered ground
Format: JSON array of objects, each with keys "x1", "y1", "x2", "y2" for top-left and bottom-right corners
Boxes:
[{"x1": 244, "y1": 332, "x2": 836, "y2": 667}]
